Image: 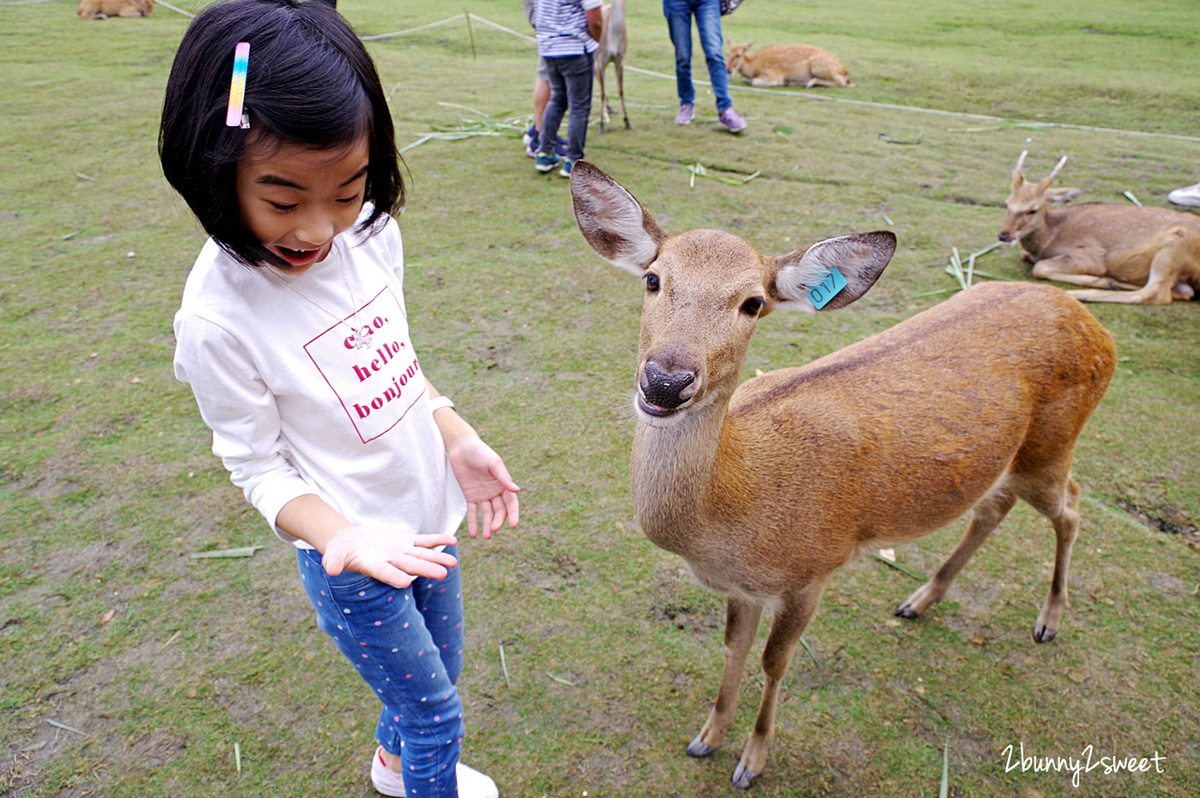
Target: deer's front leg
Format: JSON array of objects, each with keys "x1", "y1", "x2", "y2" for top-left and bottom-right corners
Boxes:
[
  {"x1": 1031, "y1": 252, "x2": 1136, "y2": 289},
  {"x1": 687, "y1": 596, "x2": 762, "y2": 758},
  {"x1": 732, "y1": 581, "x2": 826, "y2": 790}
]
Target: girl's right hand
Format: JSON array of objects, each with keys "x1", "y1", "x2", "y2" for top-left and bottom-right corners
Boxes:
[{"x1": 322, "y1": 525, "x2": 458, "y2": 588}]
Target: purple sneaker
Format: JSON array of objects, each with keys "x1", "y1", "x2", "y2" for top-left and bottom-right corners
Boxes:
[
  {"x1": 719, "y1": 107, "x2": 747, "y2": 133},
  {"x1": 674, "y1": 103, "x2": 695, "y2": 125}
]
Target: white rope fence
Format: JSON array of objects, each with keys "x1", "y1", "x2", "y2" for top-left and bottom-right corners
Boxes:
[
  {"x1": 149, "y1": 4, "x2": 1199, "y2": 145},
  {"x1": 362, "y1": 12, "x2": 534, "y2": 44}
]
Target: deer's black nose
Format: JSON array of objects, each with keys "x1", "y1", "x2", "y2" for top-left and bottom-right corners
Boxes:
[{"x1": 641, "y1": 362, "x2": 696, "y2": 411}]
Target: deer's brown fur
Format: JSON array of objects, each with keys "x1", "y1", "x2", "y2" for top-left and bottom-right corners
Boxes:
[
  {"x1": 77, "y1": 0, "x2": 152, "y2": 18},
  {"x1": 726, "y1": 40, "x2": 850, "y2": 88}
]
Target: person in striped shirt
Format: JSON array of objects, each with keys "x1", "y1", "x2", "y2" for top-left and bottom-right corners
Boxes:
[{"x1": 533, "y1": 0, "x2": 603, "y2": 177}]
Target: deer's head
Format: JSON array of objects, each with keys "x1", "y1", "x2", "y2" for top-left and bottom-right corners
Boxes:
[
  {"x1": 726, "y1": 41, "x2": 753, "y2": 75},
  {"x1": 569, "y1": 161, "x2": 895, "y2": 427},
  {"x1": 998, "y1": 151, "x2": 1087, "y2": 246}
]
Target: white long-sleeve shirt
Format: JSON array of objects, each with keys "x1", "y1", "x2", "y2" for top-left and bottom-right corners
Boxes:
[{"x1": 173, "y1": 214, "x2": 465, "y2": 547}]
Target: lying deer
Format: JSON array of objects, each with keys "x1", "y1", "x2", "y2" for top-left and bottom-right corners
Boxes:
[
  {"x1": 570, "y1": 160, "x2": 1115, "y2": 789},
  {"x1": 77, "y1": 0, "x2": 152, "y2": 18},
  {"x1": 594, "y1": 0, "x2": 631, "y2": 133},
  {"x1": 726, "y1": 40, "x2": 850, "y2": 88},
  {"x1": 999, "y1": 150, "x2": 1200, "y2": 304}
]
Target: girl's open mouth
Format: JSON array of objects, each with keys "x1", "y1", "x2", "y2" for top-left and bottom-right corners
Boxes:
[{"x1": 276, "y1": 245, "x2": 324, "y2": 268}]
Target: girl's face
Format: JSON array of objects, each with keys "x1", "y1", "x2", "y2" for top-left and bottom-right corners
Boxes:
[{"x1": 235, "y1": 135, "x2": 370, "y2": 272}]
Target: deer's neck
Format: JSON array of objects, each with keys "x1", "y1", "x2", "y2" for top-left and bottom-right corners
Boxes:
[
  {"x1": 630, "y1": 396, "x2": 740, "y2": 555},
  {"x1": 1024, "y1": 209, "x2": 1070, "y2": 256}
]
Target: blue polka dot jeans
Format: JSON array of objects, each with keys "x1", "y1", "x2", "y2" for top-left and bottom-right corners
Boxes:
[{"x1": 297, "y1": 545, "x2": 465, "y2": 797}]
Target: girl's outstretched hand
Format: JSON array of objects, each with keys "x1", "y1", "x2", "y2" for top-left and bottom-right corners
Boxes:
[
  {"x1": 322, "y1": 525, "x2": 458, "y2": 588},
  {"x1": 446, "y1": 437, "x2": 520, "y2": 539}
]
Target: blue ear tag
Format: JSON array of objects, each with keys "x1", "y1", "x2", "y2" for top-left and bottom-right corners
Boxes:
[{"x1": 807, "y1": 267, "x2": 848, "y2": 309}]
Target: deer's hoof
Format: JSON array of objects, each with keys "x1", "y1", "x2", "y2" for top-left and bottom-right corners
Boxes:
[
  {"x1": 1033, "y1": 625, "x2": 1057, "y2": 644},
  {"x1": 732, "y1": 761, "x2": 760, "y2": 790},
  {"x1": 686, "y1": 734, "x2": 717, "y2": 758},
  {"x1": 894, "y1": 603, "x2": 919, "y2": 619}
]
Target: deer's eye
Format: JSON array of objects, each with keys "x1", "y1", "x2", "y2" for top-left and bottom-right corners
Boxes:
[
  {"x1": 741, "y1": 297, "x2": 765, "y2": 317},
  {"x1": 645, "y1": 273, "x2": 660, "y2": 293}
]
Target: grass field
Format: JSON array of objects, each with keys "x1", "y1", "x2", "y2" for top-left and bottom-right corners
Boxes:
[{"x1": 1, "y1": 0, "x2": 1198, "y2": 796}]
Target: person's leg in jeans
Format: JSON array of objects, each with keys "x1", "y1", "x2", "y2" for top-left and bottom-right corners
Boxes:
[
  {"x1": 663, "y1": 0, "x2": 695, "y2": 107},
  {"x1": 538, "y1": 56, "x2": 568, "y2": 157},
  {"x1": 297, "y1": 547, "x2": 465, "y2": 797},
  {"x1": 560, "y1": 53, "x2": 594, "y2": 162},
  {"x1": 693, "y1": 0, "x2": 731, "y2": 112}
]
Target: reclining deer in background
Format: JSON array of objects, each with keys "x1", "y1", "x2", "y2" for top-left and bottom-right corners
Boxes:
[
  {"x1": 726, "y1": 40, "x2": 851, "y2": 88},
  {"x1": 999, "y1": 150, "x2": 1200, "y2": 304},
  {"x1": 570, "y1": 160, "x2": 1115, "y2": 789},
  {"x1": 77, "y1": 0, "x2": 152, "y2": 18},
  {"x1": 594, "y1": 0, "x2": 631, "y2": 132}
]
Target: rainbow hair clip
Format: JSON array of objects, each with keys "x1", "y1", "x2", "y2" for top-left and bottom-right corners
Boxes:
[{"x1": 225, "y1": 42, "x2": 250, "y2": 128}]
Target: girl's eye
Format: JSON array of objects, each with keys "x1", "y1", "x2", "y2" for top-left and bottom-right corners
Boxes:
[
  {"x1": 337, "y1": 194, "x2": 362, "y2": 205},
  {"x1": 269, "y1": 202, "x2": 297, "y2": 212}
]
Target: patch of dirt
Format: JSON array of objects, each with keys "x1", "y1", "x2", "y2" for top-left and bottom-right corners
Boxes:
[{"x1": 1110, "y1": 495, "x2": 1199, "y2": 550}]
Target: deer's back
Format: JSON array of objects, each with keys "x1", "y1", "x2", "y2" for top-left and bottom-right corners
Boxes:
[
  {"x1": 713, "y1": 282, "x2": 1114, "y2": 576},
  {"x1": 748, "y1": 45, "x2": 838, "y2": 70}
]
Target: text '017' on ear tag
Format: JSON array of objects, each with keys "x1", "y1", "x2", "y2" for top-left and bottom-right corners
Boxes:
[{"x1": 807, "y1": 267, "x2": 848, "y2": 309}]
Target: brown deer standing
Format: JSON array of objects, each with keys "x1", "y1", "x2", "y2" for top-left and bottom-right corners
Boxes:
[
  {"x1": 570, "y1": 160, "x2": 1116, "y2": 789},
  {"x1": 726, "y1": 40, "x2": 851, "y2": 88},
  {"x1": 999, "y1": 150, "x2": 1200, "y2": 304},
  {"x1": 594, "y1": 0, "x2": 631, "y2": 133}
]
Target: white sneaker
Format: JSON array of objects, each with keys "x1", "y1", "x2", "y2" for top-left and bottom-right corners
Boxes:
[
  {"x1": 370, "y1": 747, "x2": 498, "y2": 798},
  {"x1": 370, "y1": 747, "x2": 405, "y2": 797},
  {"x1": 456, "y1": 762, "x2": 500, "y2": 798},
  {"x1": 1167, "y1": 182, "x2": 1200, "y2": 207}
]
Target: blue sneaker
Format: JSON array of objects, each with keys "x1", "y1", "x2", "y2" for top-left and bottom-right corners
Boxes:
[
  {"x1": 559, "y1": 158, "x2": 574, "y2": 178},
  {"x1": 525, "y1": 126, "x2": 569, "y2": 158},
  {"x1": 535, "y1": 152, "x2": 562, "y2": 173}
]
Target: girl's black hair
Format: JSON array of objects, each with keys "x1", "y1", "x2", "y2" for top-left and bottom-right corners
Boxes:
[{"x1": 159, "y1": 0, "x2": 403, "y2": 268}]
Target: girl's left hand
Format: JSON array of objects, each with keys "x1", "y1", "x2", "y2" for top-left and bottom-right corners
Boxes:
[{"x1": 446, "y1": 437, "x2": 520, "y2": 538}]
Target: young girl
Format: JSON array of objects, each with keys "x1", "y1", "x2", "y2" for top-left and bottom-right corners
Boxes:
[{"x1": 159, "y1": 2, "x2": 519, "y2": 796}]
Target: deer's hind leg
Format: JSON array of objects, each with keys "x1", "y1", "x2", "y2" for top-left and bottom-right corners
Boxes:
[
  {"x1": 615, "y1": 61, "x2": 631, "y2": 129},
  {"x1": 1067, "y1": 227, "x2": 1195, "y2": 304},
  {"x1": 1011, "y1": 470, "x2": 1083, "y2": 642},
  {"x1": 896, "y1": 484, "x2": 1017, "y2": 620}
]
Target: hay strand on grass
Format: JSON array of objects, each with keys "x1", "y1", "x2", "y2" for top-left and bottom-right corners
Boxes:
[
  {"x1": 499, "y1": 643, "x2": 511, "y2": 689},
  {"x1": 872, "y1": 551, "x2": 926, "y2": 581},
  {"x1": 191, "y1": 546, "x2": 264, "y2": 559},
  {"x1": 684, "y1": 163, "x2": 761, "y2": 188},
  {"x1": 940, "y1": 740, "x2": 950, "y2": 798},
  {"x1": 799, "y1": 636, "x2": 821, "y2": 668}
]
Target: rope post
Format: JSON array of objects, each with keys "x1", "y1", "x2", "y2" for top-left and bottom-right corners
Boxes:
[{"x1": 464, "y1": 9, "x2": 477, "y2": 59}]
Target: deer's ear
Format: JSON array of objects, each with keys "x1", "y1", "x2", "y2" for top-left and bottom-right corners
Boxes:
[
  {"x1": 570, "y1": 160, "x2": 668, "y2": 276},
  {"x1": 771, "y1": 231, "x2": 896, "y2": 312},
  {"x1": 1045, "y1": 187, "x2": 1087, "y2": 205}
]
